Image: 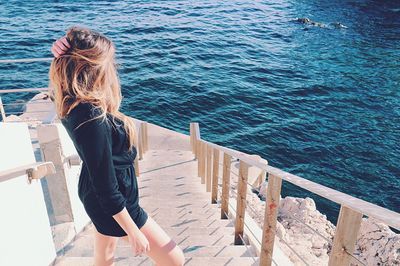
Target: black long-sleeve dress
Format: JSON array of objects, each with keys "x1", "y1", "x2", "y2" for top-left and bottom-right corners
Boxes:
[{"x1": 60, "y1": 101, "x2": 148, "y2": 237}]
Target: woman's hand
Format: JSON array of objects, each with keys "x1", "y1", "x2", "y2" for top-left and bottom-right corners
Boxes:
[
  {"x1": 51, "y1": 36, "x2": 71, "y2": 58},
  {"x1": 112, "y1": 208, "x2": 150, "y2": 255},
  {"x1": 128, "y1": 230, "x2": 150, "y2": 255}
]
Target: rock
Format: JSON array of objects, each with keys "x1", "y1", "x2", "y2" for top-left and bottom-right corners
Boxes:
[
  {"x1": 276, "y1": 221, "x2": 291, "y2": 243},
  {"x1": 258, "y1": 180, "x2": 268, "y2": 200},
  {"x1": 354, "y1": 218, "x2": 400, "y2": 265}
]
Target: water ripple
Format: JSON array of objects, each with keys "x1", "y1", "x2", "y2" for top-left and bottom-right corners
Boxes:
[{"x1": 0, "y1": 0, "x2": 399, "y2": 221}]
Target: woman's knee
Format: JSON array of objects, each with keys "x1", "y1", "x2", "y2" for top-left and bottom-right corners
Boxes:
[
  {"x1": 93, "y1": 230, "x2": 118, "y2": 261},
  {"x1": 171, "y1": 245, "x2": 185, "y2": 266},
  {"x1": 159, "y1": 240, "x2": 185, "y2": 266}
]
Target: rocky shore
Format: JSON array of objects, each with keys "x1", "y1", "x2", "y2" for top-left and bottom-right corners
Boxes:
[
  {"x1": 246, "y1": 180, "x2": 400, "y2": 265},
  {"x1": 227, "y1": 158, "x2": 399, "y2": 265}
]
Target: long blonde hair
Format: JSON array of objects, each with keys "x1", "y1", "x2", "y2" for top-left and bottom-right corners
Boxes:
[{"x1": 49, "y1": 26, "x2": 136, "y2": 151}]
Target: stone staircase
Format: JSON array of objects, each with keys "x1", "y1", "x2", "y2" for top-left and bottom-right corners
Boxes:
[{"x1": 53, "y1": 123, "x2": 260, "y2": 265}]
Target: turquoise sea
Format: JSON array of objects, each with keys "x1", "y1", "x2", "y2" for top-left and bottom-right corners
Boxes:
[{"x1": 1, "y1": 0, "x2": 399, "y2": 223}]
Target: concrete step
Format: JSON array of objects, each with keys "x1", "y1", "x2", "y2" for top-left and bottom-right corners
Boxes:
[
  {"x1": 184, "y1": 256, "x2": 259, "y2": 266},
  {"x1": 142, "y1": 207, "x2": 223, "y2": 219},
  {"x1": 138, "y1": 177, "x2": 202, "y2": 185},
  {"x1": 150, "y1": 210, "x2": 223, "y2": 221},
  {"x1": 140, "y1": 198, "x2": 220, "y2": 206},
  {"x1": 139, "y1": 183, "x2": 211, "y2": 192},
  {"x1": 55, "y1": 256, "x2": 259, "y2": 266},
  {"x1": 84, "y1": 224, "x2": 234, "y2": 238},
  {"x1": 182, "y1": 245, "x2": 257, "y2": 257},
  {"x1": 140, "y1": 195, "x2": 216, "y2": 201},
  {"x1": 139, "y1": 186, "x2": 208, "y2": 194},
  {"x1": 144, "y1": 205, "x2": 221, "y2": 215},
  {"x1": 62, "y1": 234, "x2": 238, "y2": 257},
  {"x1": 142, "y1": 205, "x2": 220, "y2": 214},
  {"x1": 150, "y1": 218, "x2": 234, "y2": 229}
]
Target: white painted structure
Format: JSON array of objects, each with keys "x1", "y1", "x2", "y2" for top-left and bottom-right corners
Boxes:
[{"x1": 0, "y1": 123, "x2": 56, "y2": 266}]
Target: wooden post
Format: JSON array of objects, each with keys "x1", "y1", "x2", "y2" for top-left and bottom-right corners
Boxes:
[
  {"x1": 134, "y1": 125, "x2": 140, "y2": 175},
  {"x1": 199, "y1": 142, "x2": 206, "y2": 183},
  {"x1": 221, "y1": 153, "x2": 231, "y2": 219},
  {"x1": 211, "y1": 148, "x2": 220, "y2": 204},
  {"x1": 190, "y1": 123, "x2": 194, "y2": 153},
  {"x1": 143, "y1": 122, "x2": 149, "y2": 153},
  {"x1": 37, "y1": 124, "x2": 75, "y2": 224},
  {"x1": 260, "y1": 174, "x2": 282, "y2": 265},
  {"x1": 134, "y1": 156, "x2": 140, "y2": 177},
  {"x1": 197, "y1": 140, "x2": 202, "y2": 178},
  {"x1": 257, "y1": 170, "x2": 267, "y2": 187},
  {"x1": 234, "y1": 160, "x2": 249, "y2": 245},
  {"x1": 141, "y1": 122, "x2": 147, "y2": 155},
  {"x1": 328, "y1": 206, "x2": 363, "y2": 266},
  {"x1": 138, "y1": 123, "x2": 144, "y2": 160},
  {"x1": 189, "y1": 122, "x2": 200, "y2": 159},
  {"x1": 0, "y1": 96, "x2": 6, "y2": 121},
  {"x1": 206, "y1": 144, "x2": 213, "y2": 192},
  {"x1": 194, "y1": 123, "x2": 200, "y2": 159}
]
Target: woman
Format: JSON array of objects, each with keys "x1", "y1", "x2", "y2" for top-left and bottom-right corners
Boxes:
[{"x1": 49, "y1": 26, "x2": 185, "y2": 266}]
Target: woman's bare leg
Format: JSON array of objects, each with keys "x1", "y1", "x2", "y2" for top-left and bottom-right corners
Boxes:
[
  {"x1": 120, "y1": 215, "x2": 185, "y2": 266},
  {"x1": 93, "y1": 228, "x2": 119, "y2": 266}
]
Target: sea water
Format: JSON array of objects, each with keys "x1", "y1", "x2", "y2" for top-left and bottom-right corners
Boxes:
[{"x1": 1, "y1": 0, "x2": 399, "y2": 222}]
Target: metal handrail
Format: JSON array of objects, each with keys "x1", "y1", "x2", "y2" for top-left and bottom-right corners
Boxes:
[
  {"x1": 0, "y1": 57, "x2": 53, "y2": 64},
  {"x1": 0, "y1": 88, "x2": 56, "y2": 123},
  {"x1": 0, "y1": 88, "x2": 49, "y2": 94}
]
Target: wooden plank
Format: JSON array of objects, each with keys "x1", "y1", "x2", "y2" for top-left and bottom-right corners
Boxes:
[
  {"x1": 221, "y1": 153, "x2": 231, "y2": 219},
  {"x1": 211, "y1": 148, "x2": 220, "y2": 204},
  {"x1": 206, "y1": 144, "x2": 213, "y2": 192},
  {"x1": 260, "y1": 174, "x2": 282, "y2": 265},
  {"x1": 328, "y1": 206, "x2": 363, "y2": 266},
  {"x1": 234, "y1": 160, "x2": 249, "y2": 245}
]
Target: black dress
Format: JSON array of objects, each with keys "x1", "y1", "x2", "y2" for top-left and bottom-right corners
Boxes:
[{"x1": 60, "y1": 101, "x2": 148, "y2": 237}]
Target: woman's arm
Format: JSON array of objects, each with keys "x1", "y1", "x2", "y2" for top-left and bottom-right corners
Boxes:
[
  {"x1": 74, "y1": 113, "x2": 126, "y2": 217},
  {"x1": 113, "y1": 208, "x2": 150, "y2": 254},
  {"x1": 112, "y1": 207, "x2": 140, "y2": 235}
]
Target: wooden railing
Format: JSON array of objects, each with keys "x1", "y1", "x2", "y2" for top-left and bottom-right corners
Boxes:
[
  {"x1": 189, "y1": 122, "x2": 400, "y2": 266},
  {"x1": 135, "y1": 121, "x2": 149, "y2": 176},
  {"x1": 0, "y1": 162, "x2": 56, "y2": 184}
]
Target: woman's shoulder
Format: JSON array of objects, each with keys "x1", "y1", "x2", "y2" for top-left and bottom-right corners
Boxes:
[{"x1": 61, "y1": 101, "x2": 105, "y2": 131}]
